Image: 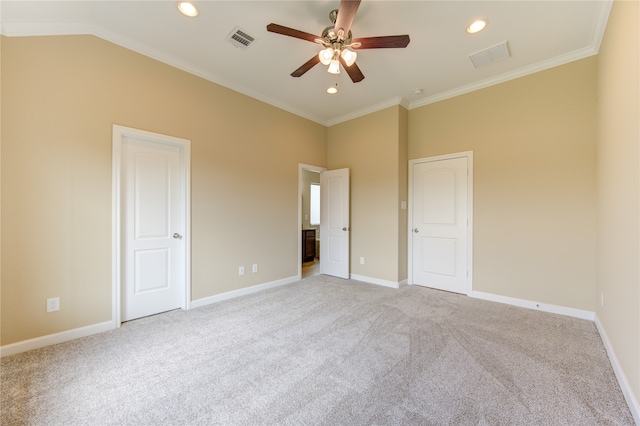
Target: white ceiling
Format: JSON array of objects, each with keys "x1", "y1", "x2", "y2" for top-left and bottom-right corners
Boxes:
[{"x1": 1, "y1": 1, "x2": 612, "y2": 125}]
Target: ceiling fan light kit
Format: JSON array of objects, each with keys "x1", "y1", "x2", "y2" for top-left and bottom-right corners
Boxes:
[{"x1": 266, "y1": 0, "x2": 410, "y2": 83}]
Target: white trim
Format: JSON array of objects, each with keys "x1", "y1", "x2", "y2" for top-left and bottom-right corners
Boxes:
[
  {"x1": 190, "y1": 276, "x2": 299, "y2": 309},
  {"x1": 595, "y1": 314, "x2": 640, "y2": 424},
  {"x1": 460, "y1": 289, "x2": 639, "y2": 420},
  {"x1": 0, "y1": 321, "x2": 114, "y2": 358},
  {"x1": 112, "y1": 125, "x2": 191, "y2": 327},
  {"x1": 326, "y1": 97, "x2": 407, "y2": 127},
  {"x1": 406, "y1": 0, "x2": 612, "y2": 112},
  {"x1": 1, "y1": 1, "x2": 612, "y2": 128},
  {"x1": 408, "y1": 151, "x2": 474, "y2": 295},
  {"x1": 112, "y1": 129, "x2": 122, "y2": 329},
  {"x1": 408, "y1": 47, "x2": 599, "y2": 111},
  {"x1": 470, "y1": 291, "x2": 595, "y2": 321},
  {"x1": 590, "y1": 0, "x2": 614, "y2": 53},
  {"x1": 350, "y1": 274, "x2": 400, "y2": 289},
  {"x1": 0, "y1": 22, "x2": 324, "y2": 126},
  {"x1": 0, "y1": 275, "x2": 296, "y2": 357},
  {"x1": 325, "y1": 2, "x2": 613, "y2": 128},
  {"x1": 298, "y1": 164, "x2": 326, "y2": 280}
]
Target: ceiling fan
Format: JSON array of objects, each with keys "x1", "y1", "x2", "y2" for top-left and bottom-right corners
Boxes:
[{"x1": 266, "y1": 0, "x2": 410, "y2": 83}]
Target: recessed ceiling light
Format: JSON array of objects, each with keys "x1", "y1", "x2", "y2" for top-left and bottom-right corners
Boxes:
[
  {"x1": 467, "y1": 19, "x2": 488, "y2": 34},
  {"x1": 178, "y1": 1, "x2": 198, "y2": 17},
  {"x1": 327, "y1": 85, "x2": 338, "y2": 95}
]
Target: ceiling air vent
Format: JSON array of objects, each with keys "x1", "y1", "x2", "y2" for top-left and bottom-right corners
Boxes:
[
  {"x1": 226, "y1": 27, "x2": 256, "y2": 50},
  {"x1": 469, "y1": 40, "x2": 511, "y2": 69}
]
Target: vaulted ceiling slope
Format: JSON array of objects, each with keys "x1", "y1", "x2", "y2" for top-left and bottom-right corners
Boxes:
[{"x1": 0, "y1": 1, "x2": 612, "y2": 125}]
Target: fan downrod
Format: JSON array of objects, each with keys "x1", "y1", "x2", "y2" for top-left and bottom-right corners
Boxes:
[{"x1": 329, "y1": 9, "x2": 338, "y2": 24}]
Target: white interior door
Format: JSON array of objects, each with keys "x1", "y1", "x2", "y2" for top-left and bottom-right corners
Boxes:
[
  {"x1": 121, "y1": 134, "x2": 187, "y2": 321},
  {"x1": 410, "y1": 155, "x2": 470, "y2": 294},
  {"x1": 320, "y1": 168, "x2": 350, "y2": 279}
]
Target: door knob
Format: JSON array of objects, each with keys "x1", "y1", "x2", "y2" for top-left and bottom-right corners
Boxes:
[
  {"x1": 342, "y1": 227, "x2": 349, "y2": 231},
  {"x1": 413, "y1": 228, "x2": 419, "y2": 233},
  {"x1": 173, "y1": 233, "x2": 182, "y2": 239}
]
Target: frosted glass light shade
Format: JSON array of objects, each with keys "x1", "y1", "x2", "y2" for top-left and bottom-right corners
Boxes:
[
  {"x1": 341, "y1": 49, "x2": 357, "y2": 66},
  {"x1": 327, "y1": 59, "x2": 341, "y2": 74},
  {"x1": 319, "y1": 48, "x2": 333, "y2": 65}
]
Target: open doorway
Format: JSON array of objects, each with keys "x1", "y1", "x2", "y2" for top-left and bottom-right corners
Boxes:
[{"x1": 298, "y1": 164, "x2": 325, "y2": 279}]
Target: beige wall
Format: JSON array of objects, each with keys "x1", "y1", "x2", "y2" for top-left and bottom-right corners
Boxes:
[
  {"x1": 2, "y1": 15, "x2": 638, "y2": 416},
  {"x1": 596, "y1": 0, "x2": 640, "y2": 404},
  {"x1": 327, "y1": 106, "x2": 407, "y2": 283},
  {"x1": 1, "y1": 35, "x2": 326, "y2": 345},
  {"x1": 409, "y1": 57, "x2": 598, "y2": 311}
]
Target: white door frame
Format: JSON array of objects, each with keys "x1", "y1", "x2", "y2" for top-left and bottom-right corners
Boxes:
[
  {"x1": 112, "y1": 125, "x2": 191, "y2": 327},
  {"x1": 408, "y1": 151, "x2": 473, "y2": 293},
  {"x1": 298, "y1": 163, "x2": 326, "y2": 279}
]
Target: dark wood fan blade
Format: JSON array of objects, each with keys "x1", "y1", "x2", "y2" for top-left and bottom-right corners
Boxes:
[
  {"x1": 339, "y1": 57, "x2": 365, "y2": 83},
  {"x1": 267, "y1": 23, "x2": 320, "y2": 43},
  {"x1": 334, "y1": 0, "x2": 361, "y2": 39},
  {"x1": 352, "y1": 35, "x2": 410, "y2": 49},
  {"x1": 291, "y1": 55, "x2": 321, "y2": 77}
]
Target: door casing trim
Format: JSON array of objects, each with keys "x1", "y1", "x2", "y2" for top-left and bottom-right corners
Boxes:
[
  {"x1": 297, "y1": 164, "x2": 326, "y2": 279},
  {"x1": 408, "y1": 151, "x2": 473, "y2": 294},
  {"x1": 112, "y1": 124, "x2": 191, "y2": 327}
]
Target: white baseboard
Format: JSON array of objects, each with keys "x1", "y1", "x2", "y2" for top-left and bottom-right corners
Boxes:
[
  {"x1": 350, "y1": 274, "x2": 400, "y2": 289},
  {"x1": 0, "y1": 320, "x2": 115, "y2": 358},
  {"x1": 2, "y1": 276, "x2": 300, "y2": 357},
  {"x1": 470, "y1": 291, "x2": 595, "y2": 321},
  {"x1": 594, "y1": 314, "x2": 640, "y2": 425},
  {"x1": 469, "y1": 291, "x2": 639, "y2": 421},
  {"x1": 190, "y1": 275, "x2": 299, "y2": 309},
  {"x1": 3, "y1": 280, "x2": 637, "y2": 424}
]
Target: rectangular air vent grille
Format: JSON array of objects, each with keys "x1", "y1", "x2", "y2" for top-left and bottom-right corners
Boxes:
[
  {"x1": 469, "y1": 40, "x2": 511, "y2": 69},
  {"x1": 226, "y1": 27, "x2": 256, "y2": 50}
]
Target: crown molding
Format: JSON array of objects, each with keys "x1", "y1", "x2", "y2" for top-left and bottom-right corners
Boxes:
[
  {"x1": 590, "y1": 0, "x2": 614, "y2": 53},
  {"x1": 410, "y1": 0, "x2": 612, "y2": 111},
  {"x1": 410, "y1": 46, "x2": 599, "y2": 111},
  {"x1": 325, "y1": 96, "x2": 408, "y2": 127},
  {"x1": 1, "y1": 21, "x2": 327, "y2": 125},
  {"x1": 2, "y1": 0, "x2": 613, "y2": 127}
]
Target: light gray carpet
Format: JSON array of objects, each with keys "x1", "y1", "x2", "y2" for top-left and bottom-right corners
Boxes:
[{"x1": 1, "y1": 275, "x2": 634, "y2": 425}]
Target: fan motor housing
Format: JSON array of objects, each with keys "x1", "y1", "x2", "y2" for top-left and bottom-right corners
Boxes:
[{"x1": 321, "y1": 26, "x2": 352, "y2": 45}]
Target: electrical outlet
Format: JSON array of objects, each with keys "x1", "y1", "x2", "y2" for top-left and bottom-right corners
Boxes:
[
  {"x1": 601, "y1": 292, "x2": 604, "y2": 308},
  {"x1": 47, "y1": 297, "x2": 60, "y2": 313},
  {"x1": 360, "y1": 257, "x2": 365, "y2": 265},
  {"x1": 239, "y1": 266, "x2": 245, "y2": 276},
  {"x1": 252, "y1": 264, "x2": 258, "y2": 273}
]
